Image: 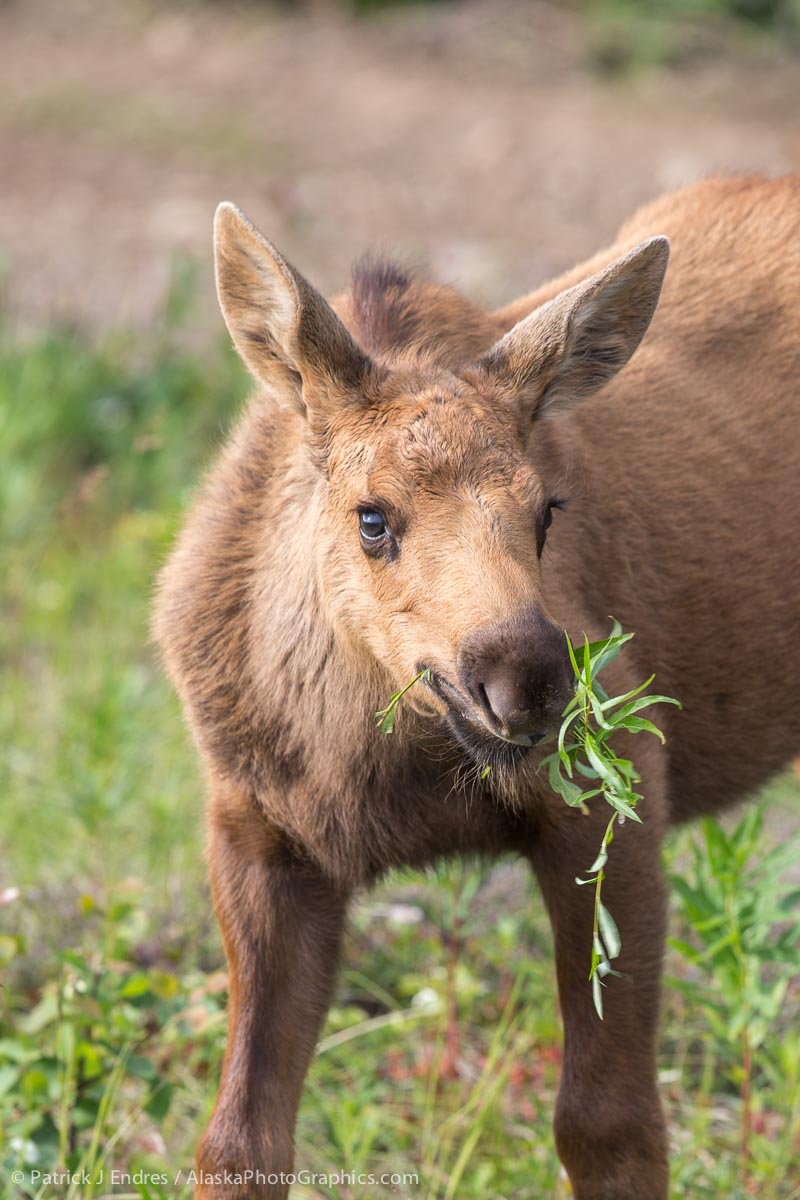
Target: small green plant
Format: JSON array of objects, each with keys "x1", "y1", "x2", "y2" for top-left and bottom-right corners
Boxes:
[
  {"x1": 375, "y1": 668, "x2": 431, "y2": 733},
  {"x1": 540, "y1": 620, "x2": 680, "y2": 1016},
  {"x1": 0, "y1": 891, "x2": 229, "y2": 1199},
  {"x1": 666, "y1": 807, "x2": 800, "y2": 1181}
]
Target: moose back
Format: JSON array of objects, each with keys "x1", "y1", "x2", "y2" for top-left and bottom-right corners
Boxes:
[{"x1": 154, "y1": 175, "x2": 800, "y2": 1199}]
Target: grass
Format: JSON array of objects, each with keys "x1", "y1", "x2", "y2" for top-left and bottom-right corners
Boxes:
[{"x1": 0, "y1": 280, "x2": 798, "y2": 1198}]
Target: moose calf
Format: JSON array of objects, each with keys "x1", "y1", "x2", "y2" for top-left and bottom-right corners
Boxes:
[{"x1": 155, "y1": 176, "x2": 800, "y2": 1198}]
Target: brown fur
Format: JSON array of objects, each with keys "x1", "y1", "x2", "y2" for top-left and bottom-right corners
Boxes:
[{"x1": 154, "y1": 176, "x2": 800, "y2": 1199}]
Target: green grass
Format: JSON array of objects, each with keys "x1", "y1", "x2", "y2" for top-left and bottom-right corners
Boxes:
[{"x1": 0, "y1": 285, "x2": 798, "y2": 1198}]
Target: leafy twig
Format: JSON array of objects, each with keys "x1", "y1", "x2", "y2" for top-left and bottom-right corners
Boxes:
[
  {"x1": 375, "y1": 668, "x2": 432, "y2": 733},
  {"x1": 540, "y1": 619, "x2": 681, "y2": 1017}
]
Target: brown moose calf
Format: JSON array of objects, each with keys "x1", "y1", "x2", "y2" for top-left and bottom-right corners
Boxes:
[{"x1": 154, "y1": 176, "x2": 800, "y2": 1199}]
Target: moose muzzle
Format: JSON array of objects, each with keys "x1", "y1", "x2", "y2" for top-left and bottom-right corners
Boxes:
[{"x1": 457, "y1": 608, "x2": 574, "y2": 745}]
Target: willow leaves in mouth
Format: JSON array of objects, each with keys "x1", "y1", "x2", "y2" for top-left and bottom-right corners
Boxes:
[
  {"x1": 375, "y1": 667, "x2": 494, "y2": 777},
  {"x1": 374, "y1": 668, "x2": 432, "y2": 734},
  {"x1": 540, "y1": 619, "x2": 681, "y2": 1018}
]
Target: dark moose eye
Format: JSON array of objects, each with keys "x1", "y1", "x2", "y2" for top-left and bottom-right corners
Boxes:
[
  {"x1": 359, "y1": 509, "x2": 389, "y2": 543},
  {"x1": 538, "y1": 497, "x2": 566, "y2": 555}
]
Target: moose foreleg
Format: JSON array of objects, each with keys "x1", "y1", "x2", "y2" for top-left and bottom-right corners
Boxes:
[
  {"x1": 531, "y1": 810, "x2": 669, "y2": 1200},
  {"x1": 196, "y1": 788, "x2": 348, "y2": 1200}
]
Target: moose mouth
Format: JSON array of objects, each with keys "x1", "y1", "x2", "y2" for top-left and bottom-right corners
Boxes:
[{"x1": 421, "y1": 669, "x2": 547, "y2": 772}]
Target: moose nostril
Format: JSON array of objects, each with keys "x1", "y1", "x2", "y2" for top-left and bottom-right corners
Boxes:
[
  {"x1": 478, "y1": 673, "x2": 527, "y2": 733},
  {"x1": 476, "y1": 682, "x2": 497, "y2": 725}
]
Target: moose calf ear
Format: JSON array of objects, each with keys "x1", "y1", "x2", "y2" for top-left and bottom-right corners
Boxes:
[
  {"x1": 213, "y1": 202, "x2": 375, "y2": 417},
  {"x1": 479, "y1": 236, "x2": 670, "y2": 421}
]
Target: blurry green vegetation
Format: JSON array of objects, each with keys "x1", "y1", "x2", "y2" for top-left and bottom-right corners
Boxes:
[
  {"x1": 200, "y1": 0, "x2": 800, "y2": 34},
  {"x1": 583, "y1": 0, "x2": 800, "y2": 73},
  {"x1": 232, "y1": 0, "x2": 800, "y2": 19},
  {"x1": 0, "y1": 260, "x2": 246, "y2": 902},
  {"x1": 0, "y1": 275, "x2": 798, "y2": 1197},
  {"x1": 592, "y1": 0, "x2": 798, "y2": 24},
  {"x1": 1, "y1": 87, "x2": 276, "y2": 171}
]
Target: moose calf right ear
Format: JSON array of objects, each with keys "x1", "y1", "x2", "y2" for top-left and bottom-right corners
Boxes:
[
  {"x1": 213, "y1": 202, "x2": 374, "y2": 417},
  {"x1": 478, "y1": 236, "x2": 670, "y2": 422}
]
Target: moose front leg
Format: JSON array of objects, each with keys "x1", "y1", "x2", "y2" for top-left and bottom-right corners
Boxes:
[
  {"x1": 196, "y1": 789, "x2": 348, "y2": 1200},
  {"x1": 531, "y1": 809, "x2": 669, "y2": 1200}
]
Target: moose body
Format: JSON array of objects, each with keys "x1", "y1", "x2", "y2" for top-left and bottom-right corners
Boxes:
[{"x1": 154, "y1": 176, "x2": 800, "y2": 1199}]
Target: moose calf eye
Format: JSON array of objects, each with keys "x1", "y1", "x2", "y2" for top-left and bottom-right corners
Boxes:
[
  {"x1": 359, "y1": 509, "x2": 388, "y2": 541},
  {"x1": 538, "y1": 497, "x2": 567, "y2": 557}
]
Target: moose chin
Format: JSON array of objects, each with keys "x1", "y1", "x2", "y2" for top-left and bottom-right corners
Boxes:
[{"x1": 154, "y1": 175, "x2": 800, "y2": 1200}]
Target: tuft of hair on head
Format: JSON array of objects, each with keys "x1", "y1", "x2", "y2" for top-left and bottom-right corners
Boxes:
[{"x1": 349, "y1": 253, "x2": 419, "y2": 356}]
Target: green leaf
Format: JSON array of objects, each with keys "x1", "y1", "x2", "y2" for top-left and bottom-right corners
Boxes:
[
  {"x1": 544, "y1": 755, "x2": 586, "y2": 806},
  {"x1": 607, "y1": 693, "x2": 682, "y2": 722},
  {"x1": 558, "y1": 709, "x2": 583, "y2": 770},
  {"x1": 17, "y1": 991, "x2": 58, "y2": 1036},
  {"x1": 592, "y1": 971, "x2": 604, "y2": 1019},
  {"x1": 128, "y1": 1054, "x2": 157, "y2": 1080},
  {"x1": 611, "y1": 716, "x2": 665, "y2": 741},
  {"x1": 586, "y1": 628, "x2": 634, "y2": 676},
  {"x1": 376, "y1": 708, "x2": 396, "y2": 734},
  {"x1": 21, "y1": 1067, "x2": 50, "y2": 1101},
  {"x1": 599, "y1": 675, "x2": 656, "y2": 711},
  {"x1": 587, "y1": 845, "x2": 608, "y2": 875},
  {"x1": 610, "y1": 756, "x2": 639, "y2": 783},
  {"x1": 584, "y1": 734, "x2": 625, "y2": 794},
  {"x1": 120, "y1": 972, "x2": 152, "y2": 999},
  {"x1": 574, "y1": 756, "x2": 600, "y2": 780},
  {"x1": 375, "y1": 668, "x2": 431, "y2": 734},
  {"x1": 667, "y1": 937, "x2": 703, "y2": 964},
  {"x1": 605, "y1": 792, "x2": 643, "y2": 824},
  {"x1": 588, "y1": 690, "x2": 614, "y2": 731},
  {"x1": 144, "y1": 1080, "x2": 174, "y2": 1121},
  {"x1": 565, "y1": 633, "x2": 585, "y2": 687},
  {"x1": 0, "y1": 1063, "x2": 19, "y2": 1099},
  {"x1": 598, "y1": 903, "x2": 622, "y2": 959}
]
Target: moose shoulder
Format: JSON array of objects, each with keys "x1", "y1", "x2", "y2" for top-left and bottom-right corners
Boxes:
[{"x1": 153, "y1": 175, "x2": 800, "y2": 1200}]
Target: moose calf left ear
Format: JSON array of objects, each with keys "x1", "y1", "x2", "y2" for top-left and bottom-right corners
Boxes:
[
  {"x1": 478, "y1": 236, "x2": 670, "y2": 421},
  {"x1": 214, "y1": 202, "x2": 377, "y2": 423}
]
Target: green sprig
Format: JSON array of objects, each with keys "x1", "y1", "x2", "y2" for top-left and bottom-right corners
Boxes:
[
  {"x1": 375, "y1": 668, "x2": 432, "y2": 733},
  {"x1": 540, "y1": 619, "x2": 681, "y2": 1018}
]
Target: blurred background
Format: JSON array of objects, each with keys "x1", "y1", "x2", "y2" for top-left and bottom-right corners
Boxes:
[{"x1": 1, "y1": 2, "x2": 799, "y2": 1198}]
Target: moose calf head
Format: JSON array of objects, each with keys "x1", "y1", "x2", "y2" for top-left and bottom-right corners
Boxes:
[{"x1": 214, "y1": 204, "x2": 668, "y2": 770}]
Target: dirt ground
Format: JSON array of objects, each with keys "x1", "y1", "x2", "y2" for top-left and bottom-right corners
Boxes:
[{"x1": 1, "y1": 0, "x2": 799, "y2": 337}]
